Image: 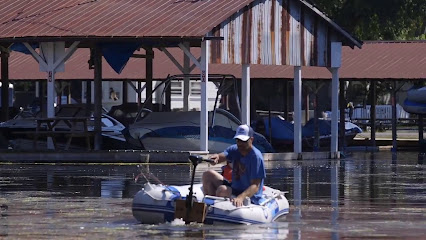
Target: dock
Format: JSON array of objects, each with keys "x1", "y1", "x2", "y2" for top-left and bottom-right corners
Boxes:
[
  {"x1": 0, "y1": 130, "x2": 423, "y2": 164},
  {"x1": 0, "y1": 149, "x2": 339, "y2": 164}
]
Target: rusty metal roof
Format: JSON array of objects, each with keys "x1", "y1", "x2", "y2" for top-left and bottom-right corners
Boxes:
[
  {"x1": 0, "y1": 0, "x2": 253, "y2": 40},
  {"x1": 339, "y1": 41, "x2": 426, "y2": 80},
  {"x1": 8, "y1": 41, "x2": 425, "y2": 81},
  {"x1": 208, "y1": 0, "x2": 361, "y2": 67},
  {"x1": 0, "y1": 0, "x2": 361, "y2": 51}
]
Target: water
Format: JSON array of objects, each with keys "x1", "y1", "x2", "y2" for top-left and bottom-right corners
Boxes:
[{"x1": 0, "y1": 152, "x2": 425, "y2": 239}]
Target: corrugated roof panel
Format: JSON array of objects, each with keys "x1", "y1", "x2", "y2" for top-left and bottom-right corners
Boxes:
[
  {"x1": 303, "y1": 9, "x2": 315, "y2": 66},
  {"x1": 0, "y1": 0, "x2": 254, "y2": 38},
  {"x1": 316, "y1": 21, "x2": 328, "y2": 67},
  {"x1": 288, "y1": 0, "x2": 301, "y2": 66},
  {"x1": 209, "y1": 0, "x2": 357, "y2": 67},
  {"x1": 0, "y1": 0, "x2": 361, "y2": 54},
  {"x1": 341, "y1": 41, "x2": 426, "y2": 79}
]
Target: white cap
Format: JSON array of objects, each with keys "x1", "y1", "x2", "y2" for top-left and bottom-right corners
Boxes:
[{"x1": 233, "y1": 124, "x2": 254, "y2": 141}]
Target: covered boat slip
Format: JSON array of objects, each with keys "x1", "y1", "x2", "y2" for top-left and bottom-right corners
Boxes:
[
  {"x1": 3, "y1": 43, "x2": 424, "y2": 154},
  {"x1": 9, "y1": 0, "x2": 423, "y2": 160}
]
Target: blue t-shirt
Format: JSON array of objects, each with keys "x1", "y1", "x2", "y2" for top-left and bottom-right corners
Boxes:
[{"x1": 223, "y1": 144, "x2": 266, "y2": 204}]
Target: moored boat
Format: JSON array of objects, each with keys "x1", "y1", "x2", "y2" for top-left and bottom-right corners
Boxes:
[
  {"x1": 402, "y1": 99, "x2": 426, "y2": 115},
  {"x1": 402, "y1": 87, "x2": 426, "y2": 115},
  {"x1": 123, "y1": 108, "x2": 274, "y2": 153},
  {"x1": 252, "y1": 116, "x2": 362, "y2": 151},
  {"x1": 0, "y1": 104, "x2": 127, "y2": 149},
  {"x1": 406, "y1": 86, "x2": 426, "y2": 103}
]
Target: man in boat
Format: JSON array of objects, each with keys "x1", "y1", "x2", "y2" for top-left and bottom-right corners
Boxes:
[{"x1": 202, "y1": 124, "x2": 266, "y2": 207}]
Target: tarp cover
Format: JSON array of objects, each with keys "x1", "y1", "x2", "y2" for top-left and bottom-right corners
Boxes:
[
  {"x1": 10, "y1": 43, "x2": 39, "y2": 55},
  {"x1": 10, "y1": 42, "x2": 140, "y2": 75},
  {"x1": 100, "y1": 42, "x2": 141, "y2": 74}
]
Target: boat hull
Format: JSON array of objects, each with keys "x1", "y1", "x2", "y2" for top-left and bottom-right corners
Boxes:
[
  {"x1": 254, "y1": 117, "x2": 362, "y2": 151},
  {"x1": 403, "y1": 99, "x2": 426, "y2": 115},
  {"x1": 123, "y1": 110, "x2": 275, "y2": 153},
  {"x1": 132, "y1": 183, "x2": 289, "y2": 225},
  {"x1": 139, "y1": 137, "x2": 233, "y2": 153},
  {"x1": 406, "y1": 87, "x2": 426, "y2": 103}
]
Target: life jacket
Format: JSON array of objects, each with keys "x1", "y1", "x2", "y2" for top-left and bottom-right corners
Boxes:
[{"x1": 221, "y1": 163, "x2": 232, "y2": 182}]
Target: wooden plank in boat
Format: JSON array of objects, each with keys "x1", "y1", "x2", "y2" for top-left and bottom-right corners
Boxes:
[{"x1": 175, "y1": 199, "x2": 207, "y2": 223}]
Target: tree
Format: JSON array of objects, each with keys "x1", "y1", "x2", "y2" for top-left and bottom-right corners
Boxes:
[{"x1": 311, "y1": 0, "x2": 426, "y2": 40}]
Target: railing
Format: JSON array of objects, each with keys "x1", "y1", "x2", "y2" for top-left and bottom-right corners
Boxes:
[
  {"x1": 13, "y1": 117, "x2": 94, "y2": 150},
  {"x1": 352, "y1": 104, "x2": 410, "y2": 120}
]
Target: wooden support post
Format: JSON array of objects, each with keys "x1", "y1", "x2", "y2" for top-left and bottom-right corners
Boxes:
[
  {"x1": 313, "y1": 83, "x2": 319, "y2": 151},
  {"x1": 1, "y1": 51, "x2": 9, "y2": 122},
  {"x1": 284, "y1": 81, "x2": 289, "y2": 120},
  {"x1": 165, "y1": 80, "x2": 171, "y2": 111},
  {"x1": 145, "y1": 47, "x2": 153, "y2": 110},
  {"x1": 339, "y1": 80, "x2": 346, "y2": 151},
  {"x1": 419, "y1": 115, "x2": 424, "y2": 146},
  {"x1": 137, "y1": 79, "x2": 142, "y2": 108},
  {"x1": 93, "y1": 44, "x2": 103, "y2": 150},
  {"x1": 370, "y1": 80, "x2": 377, "y2": 149},
  {"x1": 391, "y1": 80, "x2": 398, "y2": 152},
  {"x1": 304, "y1": 86, "x2": 309, "y2": 124},
  {"x1": 122, "y1": 80, "x2": 128, "y2": 104}
]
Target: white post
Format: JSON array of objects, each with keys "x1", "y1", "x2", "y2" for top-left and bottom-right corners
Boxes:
[
  {"x1": 46, "y1": 70, "x2": 55, "y2": 149},
  {"x1": 241, "y1": 64, "x2": 250, "y2": 124},
  {"x1": 200, "y1": 40, "x2": 209, "y2": 152},
  {"x1": 45, "y1": 43, "x2": 56, "y2": 149},
  {"x1": 24, "y1": 41, "x2": 79, "y2": 150},
  {"x1": 35, "y1": 81, "x2": 40, "y2": 98},
  {"x1": 330, "y1": 42, "x2": 342, "y2": 156},
  {"x1": 294, "y1": 66, "x2": 302, "y2": 154},
  {"x1": 183, "y1": 42, "x2": 190, "y2": 111},
  {"x1": 45, "y1": 43, "x2": 55, "y2": 119},
  {"x1": 330, "y1": 68, "x2": 339, "y2": 154}
]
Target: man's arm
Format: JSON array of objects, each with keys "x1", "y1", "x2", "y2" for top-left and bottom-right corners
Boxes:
[
  {"x1": 232, "y1": 179, "x2": 261, "y2": 207},
  {"x1": 209, "y1": 152, "x2": 227, "y2": 165}
]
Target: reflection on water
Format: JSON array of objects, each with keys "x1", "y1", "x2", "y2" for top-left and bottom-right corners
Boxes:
[{"x1": 0, "y1": 152, "x2": 425, "y2": 239}]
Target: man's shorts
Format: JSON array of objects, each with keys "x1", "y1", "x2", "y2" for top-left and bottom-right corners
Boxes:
[{"x1": 222, "y1": 179, "x2": 243, "y2": 196}]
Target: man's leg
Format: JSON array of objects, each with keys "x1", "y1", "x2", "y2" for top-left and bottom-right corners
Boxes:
[
  {"x1": 216, "y1": 185, "x2": 232, "y2": 198},
  {"x1": 202, "y1": 170, "x2": 224, "y2": 195}
]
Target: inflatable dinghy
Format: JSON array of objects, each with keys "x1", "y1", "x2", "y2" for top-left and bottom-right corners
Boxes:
[{"x1": 132, "y1": 182, "x2": 289, "y2": 224}]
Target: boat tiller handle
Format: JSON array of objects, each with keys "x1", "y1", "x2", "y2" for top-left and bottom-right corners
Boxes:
[{"x1": 188, "y1": 155, "x2": 215, "y2": 164}]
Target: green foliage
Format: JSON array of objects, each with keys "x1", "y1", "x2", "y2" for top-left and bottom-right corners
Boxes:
[{"x1": 312, "y1": 0, "x2": 426, "y2": 40}]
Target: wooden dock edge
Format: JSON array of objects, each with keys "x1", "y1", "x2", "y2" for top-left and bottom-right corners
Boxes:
[{"x1": 0, "y1": 150, "x2": 340, "y2": 163}]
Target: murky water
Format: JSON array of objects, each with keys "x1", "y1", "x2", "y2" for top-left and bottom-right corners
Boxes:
[{"x1": 0, "y1": 152, "x2": 425, "y2": 239}]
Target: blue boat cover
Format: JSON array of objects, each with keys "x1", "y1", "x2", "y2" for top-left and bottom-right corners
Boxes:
[
  {"x1": 10, "y1": 43, "x2": 39, "y2": 55},
  {"x1": 10, "y1": 42, "x2": 140, "y2": 75},
  {"x1": 100, "y1": 42, "x2": 141, "y2": 74},
  {"x1": 302, "y1": 119, "x2": 332, "y2": 137},
  {"x1": 262, "y1": 117, "x2": 294, "y2": 141}
]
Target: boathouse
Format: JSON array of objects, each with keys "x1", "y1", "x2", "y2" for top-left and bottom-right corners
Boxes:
[{"x1": 0, "y1": 0, "x2": 362, "y2": 156}]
